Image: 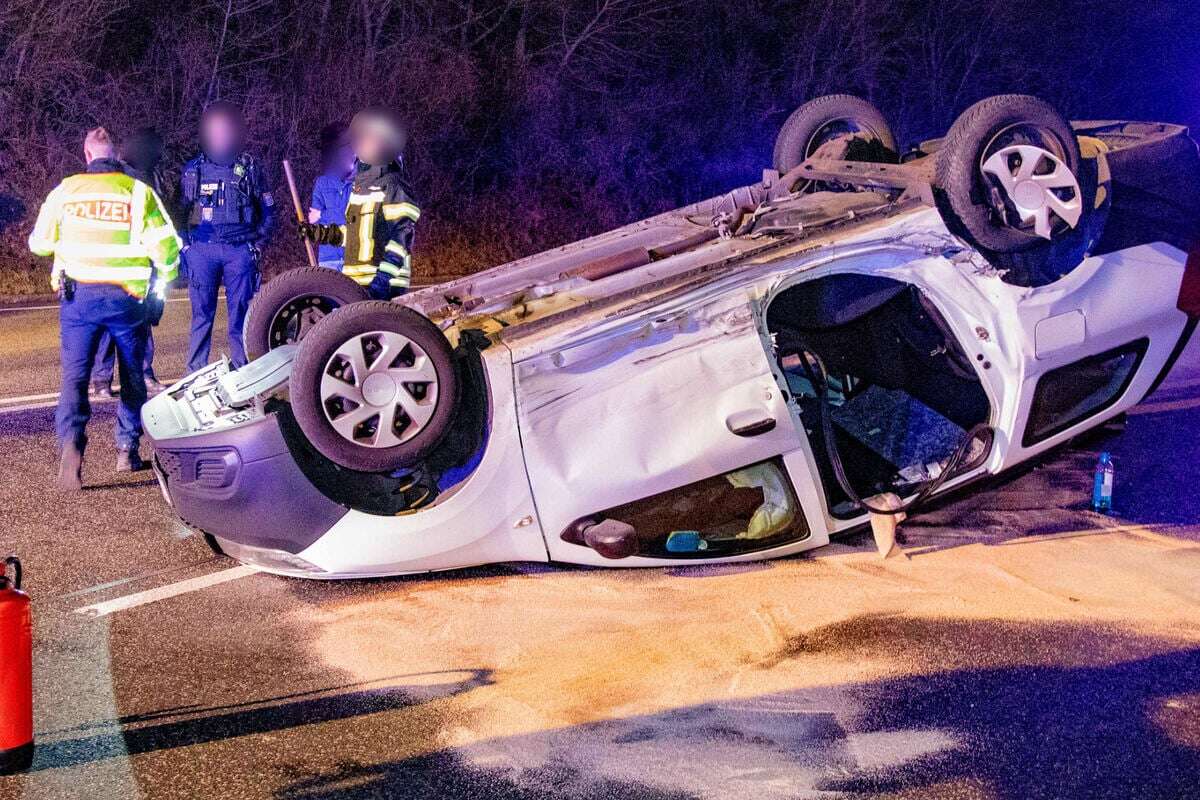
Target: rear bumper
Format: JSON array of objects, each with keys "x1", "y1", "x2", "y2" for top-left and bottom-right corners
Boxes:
[{"x1": 146, "y1": 402, "x2": 348, "y2": 560}]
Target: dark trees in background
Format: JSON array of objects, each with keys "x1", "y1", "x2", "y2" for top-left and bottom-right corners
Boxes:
[{"x1": 0, "y1": 0, "x2": 1196, "y2": 293}]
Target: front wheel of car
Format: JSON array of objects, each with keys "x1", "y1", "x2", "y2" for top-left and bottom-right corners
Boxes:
[
  {"x1": 935, "y1": 94, "x2": 1109, "y2": 286},
  {"x1": 936, "y1": 94, "x2": 1089, "y2": 253},
  {"x1": 290, "y1": 301, "x2": 460, "y2": 473},
  {"x1": 244, "y1": 267, "x2": 370, "y2": 361}
]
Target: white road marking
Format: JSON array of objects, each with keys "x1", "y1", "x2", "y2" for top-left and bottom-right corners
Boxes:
[
  {"x1": 53, "y1": 558, "x2": 221, "y2": 601},
  {"x1": 1129, "y1": 396, "x2": 1200, "y2": 416},
  {"x1": 0, "y1": 380, "x2": 181, "y2": 415},
  {"x1": 0, "y1": 390, "x2": 66, "y2": 404},
  {"x1": 74, "y1": 565, "x2": 257, "y2": 617},
  {"x1": 0, "y1": 399, "x2": 60, "y2": 414},
  {"x1": 0, "y1": 295, "x2": 200, "y2": 313}
]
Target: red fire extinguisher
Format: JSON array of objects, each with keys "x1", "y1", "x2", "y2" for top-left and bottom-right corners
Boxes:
[{"x1": 0, "y1": 555, "x2": 32, "y2": 774}]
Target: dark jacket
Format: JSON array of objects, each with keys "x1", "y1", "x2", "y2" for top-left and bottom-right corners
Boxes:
[
  {"x1": 334, "y1": 161, "x2": 420, "y2": 298},
  {"x1": 178, "y1": 153, "x2": 277, "y2": 247}
]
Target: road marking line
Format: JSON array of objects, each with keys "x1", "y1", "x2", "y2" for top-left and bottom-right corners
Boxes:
[
  {"x1": 0, "y1": 390, "x2": 64, "y2": 404},
  {"x1": 0, "y1": 400, "x2": 59, "y2": 414},
  {"x1": 74, "y1": 565, "x2": 257, "y2": 617},
  {"x1": 53, "y1": 558, "x2": 221, "y2": 602},
  {"x1": 1129, "y1": 396, "x2": 1200, "y2": 416},
  {"x1": 0, "y1": 380, "x2": 182, "y2": 414},
  {"x1": 0, "y1": 295, "x2": 201, "y2": 313}
]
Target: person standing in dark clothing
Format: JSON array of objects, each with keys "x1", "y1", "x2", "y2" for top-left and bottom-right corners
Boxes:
[
  {"x1": 299, "y1": 108, "x2": 418, "y2": 299},
  {"x1": 307, "y1": 124, "x2": 354, "y2": 271},
  {"x1": 91, "y1": 127, "x2": 172, "y2": 395},
  {"x1": 178, "y1": 102, "x2": 277, "y2": 372}
]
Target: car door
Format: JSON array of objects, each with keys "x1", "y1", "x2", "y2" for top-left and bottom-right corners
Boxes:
[
  {"x1": 510, "y1": 287, "x2": 831, "y2": 565},
  {"x1": 996, "y1": 242, "x2": 1192, "y2": 465}
]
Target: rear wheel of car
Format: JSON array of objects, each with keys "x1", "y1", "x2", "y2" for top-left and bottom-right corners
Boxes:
[
  {"x1": 290, "y1": 301, "x2": 460, "y2": 473},
  {"x1": 773, "y1": 94, "x2": 897, "y2": 177},
  {"x1": 244, "y1": 267, "x2": 369, "y2": 361},
  {"x1": 936, "y1": 94, "x2": 1086, "y2": 254}
]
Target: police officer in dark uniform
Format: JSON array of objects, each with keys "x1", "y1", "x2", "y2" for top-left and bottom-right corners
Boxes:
[{"x1": 179, "y1": 102, "x2": 277, "y2": 372}]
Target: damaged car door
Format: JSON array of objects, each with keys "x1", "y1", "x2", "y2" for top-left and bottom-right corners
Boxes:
[{"x1": 512, "y1": 289, "x2": 831, "y2": 564}]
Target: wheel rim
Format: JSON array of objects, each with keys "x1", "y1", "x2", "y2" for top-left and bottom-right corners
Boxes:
[
  {"x1": 977, "y1": 124, "x2": 1082, "y2": 240},
  {"x1": 797, "y1": 118, "x2": 887, "y2": 192},
  {"x1": 803, "y1": 118, "x2": 883, "y2": 160},
  {"x1": 319, "y1": 330, "x2": 440, "y2": 449},
  {"x1": 269, "y1": 295, "x2": 339, "y2": 349}
]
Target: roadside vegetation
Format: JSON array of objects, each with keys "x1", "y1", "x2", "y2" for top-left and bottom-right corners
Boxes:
[{"x1": 0, "y1": 0, "x2": 1195, "y2": 295}]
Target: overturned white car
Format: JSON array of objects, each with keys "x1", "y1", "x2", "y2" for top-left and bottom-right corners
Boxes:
[{"x1": 144, "y1": 94, "x2": 1200, "y2": 578}]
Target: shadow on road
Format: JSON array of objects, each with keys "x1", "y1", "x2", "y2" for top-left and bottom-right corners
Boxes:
[
  {"x1": 271, "y1": 619, "x2": 1200, "y2": 800},
  {"x1": 31, "y1": 669, "x2": 493, "y2": 772}
]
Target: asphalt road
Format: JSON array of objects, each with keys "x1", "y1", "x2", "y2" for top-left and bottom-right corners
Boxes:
[{"x1": 1, "y1": 300, "x2": 1199, "y2": 799}]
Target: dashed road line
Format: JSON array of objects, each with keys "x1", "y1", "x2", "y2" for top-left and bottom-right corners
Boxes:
[
  {"x1": 0, "y1": 381, "x2": 180, "y2": 415},
  {"x1": 53, "y1": 558, "x2": 222, "y2": 602},
  {"x1": 74, "y1": 565, "x2": 257, "y2": 617},
  {"x1": 0, "y1": 296, "x2": 201, "y2": 313},
  {"x1": 1128, "y1": 396, "x2": 1200, "y2": 416}
]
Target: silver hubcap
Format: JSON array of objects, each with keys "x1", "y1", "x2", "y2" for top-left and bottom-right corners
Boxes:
[
  {"x1": 980, "y1": 144, "x2": 1082, "y2": 240},
  {"x1": 319, "y1": 330, "x2": 439, "y2": 448}
]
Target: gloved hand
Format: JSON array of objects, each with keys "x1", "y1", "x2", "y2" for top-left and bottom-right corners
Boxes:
[
  {"x1": 298, "y1": 221, "x2": 341, "y2": 245},
  {"x1": 367, "y1": 270, "x2": 395, "y2": 300}
]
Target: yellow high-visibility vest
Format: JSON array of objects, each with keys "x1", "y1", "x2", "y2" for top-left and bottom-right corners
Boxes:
[{"x1": 29, "y1": 169, "x2": 181, "y2": 298}]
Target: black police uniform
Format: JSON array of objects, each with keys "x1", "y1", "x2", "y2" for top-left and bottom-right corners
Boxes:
[{"x1": 178, "y1": 153, "x2": 277, "y2": 371}]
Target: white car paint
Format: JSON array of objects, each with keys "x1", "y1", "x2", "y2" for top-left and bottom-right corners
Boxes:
[{"x1": 253, "y1": 207, "x2": 1188, "y2": 578}]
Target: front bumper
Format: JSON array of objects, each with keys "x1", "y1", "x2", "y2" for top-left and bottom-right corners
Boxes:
[{"x1": 143, "y1": 358, "x2": 348, "y2": 565}]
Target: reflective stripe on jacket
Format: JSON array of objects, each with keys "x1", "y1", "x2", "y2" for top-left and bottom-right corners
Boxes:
[
  {"x1": 29, "y1": 168, "x2": 181, "y2": 298},
  {"x1": 340, "y1": 162, "x2": 419, "y2": 289}
]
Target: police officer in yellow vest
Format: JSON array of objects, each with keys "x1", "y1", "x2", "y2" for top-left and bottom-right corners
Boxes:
[{"x1": 28, "y1": 128, "x2": 181, "y2": 491}]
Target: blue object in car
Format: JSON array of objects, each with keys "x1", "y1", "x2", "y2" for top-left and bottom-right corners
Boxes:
[{"x1": 666, "y1": 531, "x2": 708, "y2": 553}]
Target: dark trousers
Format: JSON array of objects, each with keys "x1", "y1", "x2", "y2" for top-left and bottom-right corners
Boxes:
[
  {"x1": 185, "y1": 241, "x2": 259, "y2": 373},
  {"x1": 91, "y1": 324, "x2": 156, "y2": 384},
  {"x1": 57, "y1": 284, "x2": 148, "y2": 451}
]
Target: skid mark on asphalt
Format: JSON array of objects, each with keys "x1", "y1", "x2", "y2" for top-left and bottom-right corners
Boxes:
[{"x1": 74, "y1": 565, "x2": 257, "y2": 617}]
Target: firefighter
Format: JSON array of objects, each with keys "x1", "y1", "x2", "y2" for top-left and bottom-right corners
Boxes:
[
  {"x1": 28, "y1": 127, "x2": 181, "y2": 491},
  {"x1": 178, "y1": 101, "x2": 277, "y2": 372},
  {"x1": 91, "y1": 127, "x2": 172, "y2": 396},
  {"x1": 298, "y1": 108, "x2": 418, "y2": 299}
]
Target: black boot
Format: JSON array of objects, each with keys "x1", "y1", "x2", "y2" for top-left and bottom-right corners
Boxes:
[
  {"x1": 58, "y1": 439, "x2": 85, "y2": 491},
  {"x1": 116, "y1": 446, "x2": 145, "y2": 473}
]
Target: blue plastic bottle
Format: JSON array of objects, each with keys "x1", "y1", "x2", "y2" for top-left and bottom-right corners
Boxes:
[{"x1": 1092, "y1": 452, "x2": 1114, "y2": 513}]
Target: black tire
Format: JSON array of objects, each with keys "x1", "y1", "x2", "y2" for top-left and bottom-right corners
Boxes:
[
  {"x1": 290, "y1": 301, "x2": 460, "y2": 473},
  {"x1": 244, "y1": 267, "x2": 369, "y2": 360},
  {"x1": 935, "y1": 94, "x2": 1084, "y2": 254},
  {"x1": 773, "y1": 94, "x2": 897, "y2": 176}
]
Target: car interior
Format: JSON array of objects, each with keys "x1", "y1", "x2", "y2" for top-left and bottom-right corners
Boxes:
[
  {"x1": 766, "y1": 273, "x2": 993, "y2": 518},
  {"x1": 587, "y1": 457, "x2": 812, "y2": 558}
]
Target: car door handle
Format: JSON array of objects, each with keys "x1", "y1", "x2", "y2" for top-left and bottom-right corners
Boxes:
[{"x1": 726, "y1": 410, "x2": 777, "y2": 437}]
